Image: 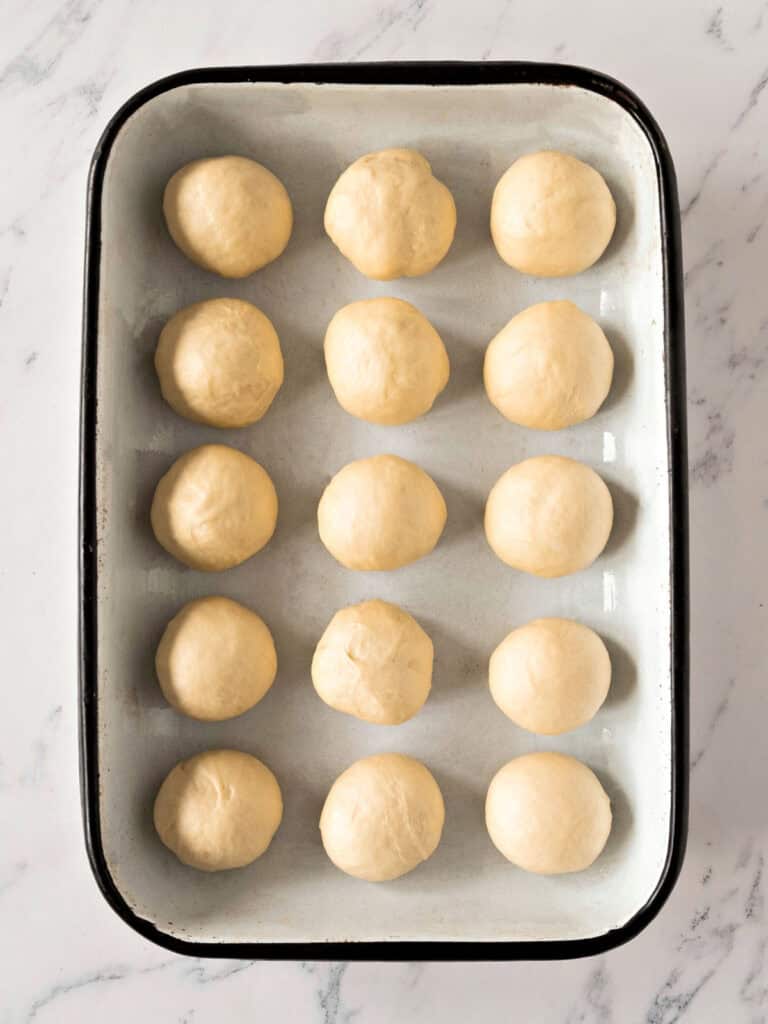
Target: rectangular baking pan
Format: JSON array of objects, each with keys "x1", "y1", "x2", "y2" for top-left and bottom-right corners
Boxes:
[{"x1": 80, "y1": 61, "x2": 688, "y2": 960}]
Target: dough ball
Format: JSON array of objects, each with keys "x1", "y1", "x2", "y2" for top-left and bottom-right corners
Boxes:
[
  {"x1": 151, "y1": 444, "x2": 278, "y2": 571},
  {"x1": 154, "y1": 749, "x2": 282, "y2": 871},
  {"x1": 485, "y1": 752, "x2": 612, "y2": 874},
  {"x1": 156, "y1": 596, "x2": 277, "y2": 721},
  {"x1": 320, "y1": 753, "x2": 444, "y2": 881},
  {"x1": 312, "y1": 600, "x2": 433, "y2": 724},
  {"x1": 163, "y1": 156, "x2": 292, "y2": 278},
  {"x1": 489, "y1": 618, "x2": 611, "y2": 734},
  {"x1": 485, "y1": 455, "x2": 613, "y2": 577},
  {"x1": 491, "y1": 151, "x2": 616, "y2": 277},
  {"x1": 324, "y1": 148, "x2": 456, "y2": 280},
  {"x1": 324, "y1": 298, "x2": 450, "y2": 425},
  {"x1": 155, "y1": 298, "x2": 284, "y2": 428},
  {"x1": 318, "y1": 454, "x2": 446, "y2": 571},
  {"x1": 484, "y1": 301, "x2": 613, "y2": 430}
]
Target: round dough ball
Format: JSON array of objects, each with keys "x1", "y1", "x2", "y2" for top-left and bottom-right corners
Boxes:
[
  {"x1": 485, "y1": 752, "x2": 612, "y2": 874},
  {"x1": 163, "y1": 156, "x2": 292, "y2": 278},
  {"x1": 489, "y1": 618, "x2": 611, "y2": 734},
  {"x1": 484, "y1": 301, "x2": 613, "y2": 430},
  {"x1": 485, "y1": 455, "x2": 613, "y2": 577},
  {"x1": 324, "y1": 298, "x2": 450, "y2": 425},
  {"x1": 154, "y1": 749, "x2": 282, "y2": 871},
  {"x1": 491, "y1": 151, "x2": 616, "y2": 277},
  {"x1": 151, "y1": 444, "x2": 278, "y2": 571},
  {"x1": 318, "y1": 454, "x2": 446, "y2": 571},
  {"x1": 324, "y1": 148, "x2": 456, "y2": 280},
  {"x1": 155, "y1": 298, "x2": 284, "y2": 428},
  {"x1": 156, "y1": 596, "x2": 277, "y2": 721},
  {"x1": 320, "y1": 753, "x2": 445, "y2": 881},
  {"x1": 312, "y1": 600, "x2": 433, "y2": 725}
]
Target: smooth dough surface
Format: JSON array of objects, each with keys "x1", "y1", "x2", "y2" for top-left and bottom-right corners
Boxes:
[
  {"x1": 485, "y1": 752, "x2": 612, "y2": 874},
  {"x1": 324, "y1": 148, "x2": 456, "y2": 280},
  {"x1": 318, "y1": 454, "x2": 447, "y2": 571},
  {"x1": 155, "y1": 298, "x2": 284, "y2": 428},
  {"x1": 163, "y1": 156, "x2": 292, "y2": 278},
  {"x1": 154, "y1": 749, "x2": 283, "y2": 871},
  {"x1": 484, "y1": 300, "x2": 613, "y2": 430},
  {"x1": 320, "y1": 753, "x2": 445, "y2": 881},
  {"x1": 312, "y1": 600, "x2": 433, "y2": 724},
  {"x1": 324, "y1": 297, "x2": 450, "y2": 425},
  {"x1": 156, "y1": 596, "x2": 277, "y2": 721},
  {"x1": 151, "y1": 444, "x2": 278, "y2": 571},
  {"x1": 484, "y1": 455, "x2": 613, "y2": 577},
  {"x1": 491, "y1": 151, "x2": 616, "y2": 277},
  {"x1": 489, "y1": 617, "x2": 611, "y2": 735}
]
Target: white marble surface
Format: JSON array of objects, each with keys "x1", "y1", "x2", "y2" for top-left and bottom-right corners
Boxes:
[{"x1": 0, "y1": 0, "x2": 766, "y2": 1020}]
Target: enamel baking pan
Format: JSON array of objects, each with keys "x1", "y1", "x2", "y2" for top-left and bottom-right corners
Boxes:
[{"x1": 80, "y1": 62, "x2": 688, "y2": 960}]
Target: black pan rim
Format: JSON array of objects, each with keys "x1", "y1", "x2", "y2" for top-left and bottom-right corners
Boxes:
[{"x1": 79, "y1": 59, "x2": 689, "y2": 961}]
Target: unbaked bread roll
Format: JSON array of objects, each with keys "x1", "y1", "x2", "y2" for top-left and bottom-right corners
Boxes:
[
  {"x1": 484, "y1": 455, "x2": 613, "y2": 577},
  {"x1": 154, "y1": 749, "x2": 282, "y2": 871},
  {"x1": 320, "y1": 753, "x2": 445, "y2": 880},
  {"x1": 485, "y1": 752, "x2": 612, "y2": 874},
  {"x1": 324, "y1": 148, "x2": 456, "y2": 279},
  {"x1": 156, "y1": 596, "x2": 277, "y2": 721},
  {"x1": 318, "y1": 454, "x2": 446, "y2": 571},
  {"x1": 491, "y1": 151, "x2": 616, "y2": 277},
  {"x1": 489, "y1": 618, "x2": 611, "y2": 734},
  {"x1": 324, "y1": 297, "x2": 450, "y2": 425},
  {"x1": 151, "y1": 444, "x2": 278, "y2": 571},
  {"x1": 163, "y1": 156, "x2": 292, "y2": 277},
  {"x1": 155, "y1": 298, "x2": 284, "y2": 428},
  {"x1": 312, "y1": 600, "x2": 433, "y2": 724},
  {"x1": 483, "y1": 301, "x2": 613, "y2": 430}
]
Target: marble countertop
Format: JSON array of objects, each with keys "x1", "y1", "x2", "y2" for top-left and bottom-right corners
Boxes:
[{"x1": 1, "y1": 0, "x2": 766, "y2": 1020}]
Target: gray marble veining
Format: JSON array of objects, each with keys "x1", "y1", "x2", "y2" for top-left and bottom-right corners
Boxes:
[{"x1": 1, "y1": 0, "x2": 767, "y2": 1020}]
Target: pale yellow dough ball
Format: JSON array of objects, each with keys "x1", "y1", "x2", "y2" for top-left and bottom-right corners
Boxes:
[
  {"x1": 156, "y1": 596, "x2": 277, "y2": 721},
  {"x1": 154, "y1": 749, "x2": 283, "y2": 871},
  {"x1": 324, "y1": 148, "x2": 456, "y2": 280},
  {"x1": 320, "y1": 753, "x2": 445, "y2": 881},
  {"x1": 483, "y1": 300, "x2": 613, "y2": 430},
  {"x1": 163, "y1": 156, "x2": 293, "y2": 278},
  {"x1": 324, "y1": 297, "x2": 450, "y2": 425},
  {"x1": 485, "y1": 752, "x2": 612, "y2": 874},
  {"x1": 489, "y1": 618, "x2": 611, "y2": 735},
  {"x1": 491, "y1": 151, "x2": 616, "y2": 277},
  {"x1": 151, "y1": 444, "x2": 278, "y2": 571},
  {"x1": 312, "y1": 600, "x2": 433, "y2": 724},
  {"x1": 155, "y1": 298, "x2": 284, "y2": 428},
  {"x1": 484, "y1": 455, "x2": 613, "y2": 577},
  {"x1": 318, "y1": 454, "x2": 447, "y2": 571}
]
